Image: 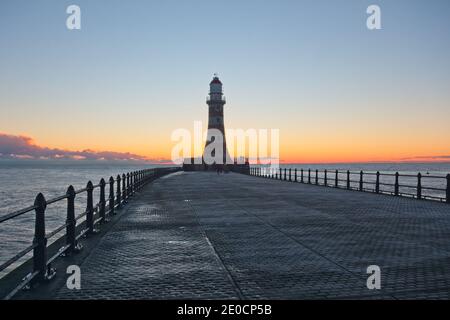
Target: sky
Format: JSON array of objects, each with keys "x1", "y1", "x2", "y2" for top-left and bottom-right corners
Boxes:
[{"x1": 0, "y1": 0, "x2": 449, "y2": 163}]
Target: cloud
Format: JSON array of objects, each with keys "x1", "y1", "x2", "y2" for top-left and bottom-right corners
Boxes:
[
  {"x1": 0, "y1": 132, "x2": 171, "y2": 163},
  {"x1": 399, "y1": 155, "x2": 450, "y2": 161}
]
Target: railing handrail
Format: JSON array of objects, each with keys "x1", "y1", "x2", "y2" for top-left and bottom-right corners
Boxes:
[
  {"x1": 249, "y1": 166, "x2": 450, "y2": 204},
  {"x1": 0, "y1": 166, "x2": 181, "y2": 299}
]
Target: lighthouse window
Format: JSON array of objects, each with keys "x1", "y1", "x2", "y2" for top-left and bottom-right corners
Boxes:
[{"x1": 216, "y1": 117, "x2": 221, "y2": 124}]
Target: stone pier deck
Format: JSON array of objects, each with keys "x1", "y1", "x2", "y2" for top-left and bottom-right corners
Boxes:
[{"x1": 20, "y1": 172, "x2": 450, "y2": 299}]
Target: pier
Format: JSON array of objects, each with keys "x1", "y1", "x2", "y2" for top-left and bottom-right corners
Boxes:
[{"x1": 2, "y1": 169, "x2": 450, "y2": 299}]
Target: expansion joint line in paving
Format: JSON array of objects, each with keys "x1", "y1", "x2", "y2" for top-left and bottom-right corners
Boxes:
[{"x1": 184, "y1": 200, "x2": 245, "y2": 300}]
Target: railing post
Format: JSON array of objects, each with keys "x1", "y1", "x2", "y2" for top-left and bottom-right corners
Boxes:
[
  {"x1": 32, "y1": 193, "x2": 54, "y2": 283},
  {"x1": 130, "y1": 172, "x2": 134, "y2": 196},
  {"x1": 335, "y1": 170, "x2": 338, "y2": 187},
  {"x1": 136, "y1": 171, "x2": 140, "y2": 188},
  {"x1": 301, "y1": 169, "x2": 304, "y2": 183},
  {"x1": 66, "y1": 185, "x2": 82, "y2": 254},
  {"x1": 117, "y1": 174, "x2": 122, "y2": 207},
  {"x1": 375, "y1": 171, "x2": 380, "y2": 194},
  {"x1": 346, "y1": 170, "x2": 350, "y2": 189},
  {"x1": 65, "y1": 186, "x2": 76, "y2": 253},
  {"x1": 308, "y1": 169, "x2": 311, "y2": 184},
  {"x1": 135, "y1": 171, "x2": 139, "y2": 189},
  {"x1": 289, "y1": 168, "x2": 292, "y2": 181},
  {"x1": 294, "y1": 169, "x2": 297, "y2": 182},
  {"x1": 279, "y1": 168, "x2": 282, "y2": 180},
  {"x1": 359, "y1": 171, "x2": 363, "y2": 191},
  {"x1": 86, "y1": 181, "x2": 97, "y2": 235},
  {"x1": 109, "y1": 176, "x2": 115, "y2": 215},
  {"x1": 417, "y1": 173, "x2": 422, "y2": 200},
  {"x1": 446, "y1": 174, "x2": 450, "y2": 204},
  {"x1": 138, "y1": 170, "x2": 141, "y2": 189},
  {"x1": 122, "y1": 173, "x2": 126, "y2": 202},
  {"x1": 394, "y1": 172, "x2": 399, "y2": 196},
  {"x1": 324, "y1": 170, "x2": 328, "y2": 186},
  {"x1": 126, "y1": 173, "x2": 130, "y2": 198},
  {"x1": 315, "y1": 169, "x2": 318, "y2": 185},
  {"x1": 99, "y1": 178, "x2": 107, "y2": 223}
]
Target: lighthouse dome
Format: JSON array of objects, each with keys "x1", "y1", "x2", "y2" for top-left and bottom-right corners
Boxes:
[
  {"x1": 210, "y1": 75, "x2": 223, "y2": 95},
  {"x1": 210, "y1": 76, "x2": 222, "y2": 85}
]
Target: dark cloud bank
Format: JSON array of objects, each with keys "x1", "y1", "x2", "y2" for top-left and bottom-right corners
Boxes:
[{"x1": 0, "y1": 132, "x2": 170, "y2": 163}]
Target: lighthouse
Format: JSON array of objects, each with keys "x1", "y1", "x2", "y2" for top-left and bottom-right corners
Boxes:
[
  {"x1": 203, "y1": 75, "x2": 230, "y2": 166},
  {"x1": 183, "y1": 76, "x2": 249, "y2": 174}
]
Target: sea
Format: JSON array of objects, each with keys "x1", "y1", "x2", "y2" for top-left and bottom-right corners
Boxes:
[
  {"x1": 0, "y1": 160, "x2": 449, "y2": 277},
  {"x1": 0, "y1": 160, "x2": 174, "y2": 277}
]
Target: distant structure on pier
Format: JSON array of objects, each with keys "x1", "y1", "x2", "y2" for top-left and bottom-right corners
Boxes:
[
  {"x1": 183, "y1": 75, "x2": 249, "y2": 174},
  {"x1": 204, "y1": 75, "x2": 230, "y2": 165}
]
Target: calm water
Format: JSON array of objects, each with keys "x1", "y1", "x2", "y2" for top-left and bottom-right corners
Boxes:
[
  {"x1": 0, "y1": 160, "x2": 175, "y2": 276},
  {"x1": 0, "y1": 161, "x2": 449, "y2": 276}
]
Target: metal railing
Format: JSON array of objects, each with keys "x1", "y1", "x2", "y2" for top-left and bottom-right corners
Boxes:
[
  {"x1": 0, "y1": 167, "x2": 180, "y2": 299},
  {"x1": 249, "y1": 167, "x2": 450, "y2": 203}
]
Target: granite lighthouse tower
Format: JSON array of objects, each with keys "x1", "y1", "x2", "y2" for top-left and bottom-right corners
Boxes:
[
  {"x1": 183, "y1": 76, "x2": 249, "y2": 174},
  {"x1": 203, "y1": 75, "x2": 230, "y2": 166}
]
